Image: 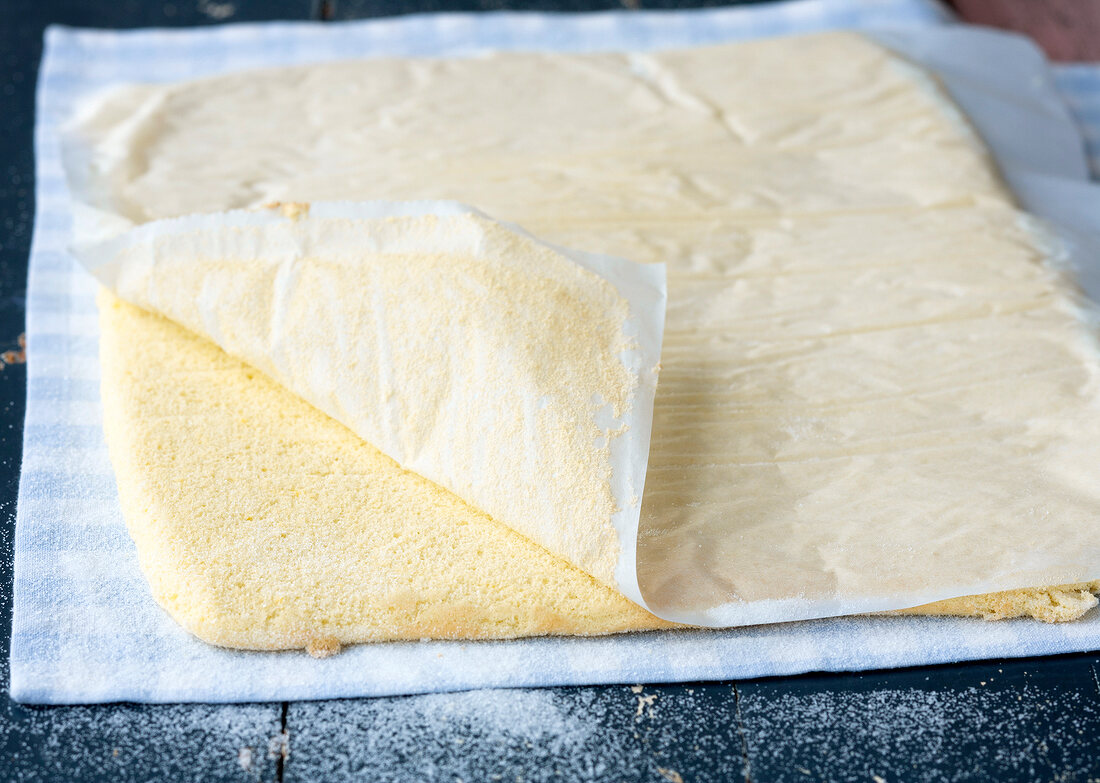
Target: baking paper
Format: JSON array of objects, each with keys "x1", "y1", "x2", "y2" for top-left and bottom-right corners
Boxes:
[
  {"x1": 60, "y1": 27, "x2": 1100, "y2": 630},
  {"x1": 74, "y1": 199, "x2": 666, "y2": 592}
]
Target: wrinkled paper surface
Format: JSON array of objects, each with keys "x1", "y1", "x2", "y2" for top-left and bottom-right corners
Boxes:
[{"x1": 62, "y1": 28, "x2": 1100, "y2": 628}]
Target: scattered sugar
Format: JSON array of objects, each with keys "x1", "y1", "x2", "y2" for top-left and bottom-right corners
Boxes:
[
  {"x1": 287, "y1": 684, "x2": 745, "y2": 782},
  {"x1": 197, "y1": 1, "x2": 235, "y2": 20},
  {"x1": 740, "y1": 682, "x2": 1100, "y2": 782},
  {"x1": 1, "y1": 648, "x2": 281, "y2": 783},
  {"x1": 7, "y1": 677, "x2": 1100, "y2": 781}
]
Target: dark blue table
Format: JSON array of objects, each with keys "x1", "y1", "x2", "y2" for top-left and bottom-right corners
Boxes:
[{"x1": 3, "y1": 2, "x2": 1100, "y2": 780}]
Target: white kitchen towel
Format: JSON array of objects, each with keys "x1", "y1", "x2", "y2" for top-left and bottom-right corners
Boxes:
[{"x1": 12, "y1": 0, "x2": 1100, "y2": 704}]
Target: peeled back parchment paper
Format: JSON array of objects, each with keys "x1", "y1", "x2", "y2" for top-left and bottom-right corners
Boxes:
[
  {"x1": 61, "y1": 28, "x2": 1100, "y2": 628},
  {"x1": 74, "y1": 199, "x2": 667, "y2": 604}
]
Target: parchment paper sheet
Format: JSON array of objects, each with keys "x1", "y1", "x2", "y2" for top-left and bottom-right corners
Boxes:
[
  {"x1": 59, "y1": 25, "x2": 1100, "y2": 626},
  {"x1": 70, "y1": 199, "x2": 666, "y2": 598}
]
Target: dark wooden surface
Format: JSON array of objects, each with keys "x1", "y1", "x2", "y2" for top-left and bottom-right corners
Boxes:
[{"x1": 4, "y1": 1, "x2": 1100, "y2": 781}]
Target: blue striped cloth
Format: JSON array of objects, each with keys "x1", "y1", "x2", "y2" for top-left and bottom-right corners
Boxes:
[
  {"x1": 12, "y1": 0, "x2": 1100, "y2": 704},
  {"x1": 1055, "y1": 65, "x2": 1100, "y2": 177}
]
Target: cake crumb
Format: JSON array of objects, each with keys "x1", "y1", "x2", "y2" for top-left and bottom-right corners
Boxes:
[
  {"x1": 0, "y1": 333, "x2": 26, "y2": 368},
  {"x1": 261, "y1": 201, "x2": 310, "y2": 220},
  {"x1": 306, "y1": 637, "x2": 341, "y2": 658},
  {"x1": 635, "y1": 693, "x2": 658, "y2": 718},
  {"x1": 268, "y1": 730, "x2": 290, "y2": 762}
]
